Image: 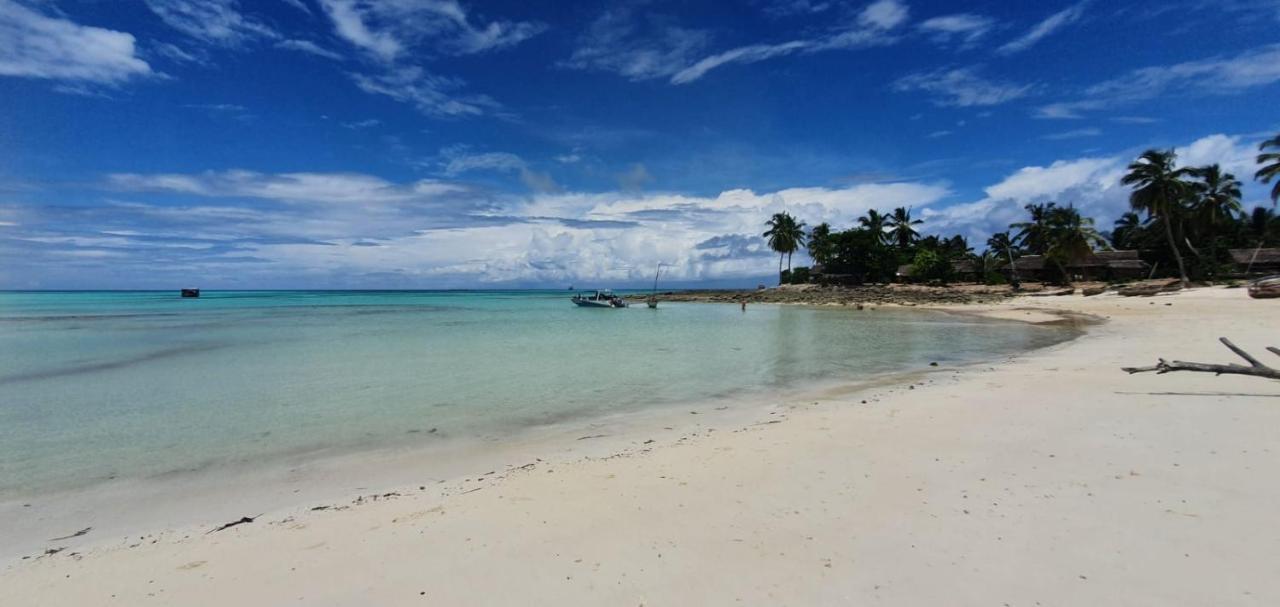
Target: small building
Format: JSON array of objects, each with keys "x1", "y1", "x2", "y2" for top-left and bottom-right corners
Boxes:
[
  {"x1": 1229, "y1": 248, "x2": 1280, "y2": 274},
  {"x1": 1006, "y1": 250, "x2": 1149, "y2": 282}
]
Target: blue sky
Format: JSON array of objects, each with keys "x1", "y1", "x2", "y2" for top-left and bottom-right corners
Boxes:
[{"x1": 1, "y1": 0, "x2": 1278, "y2": 288}]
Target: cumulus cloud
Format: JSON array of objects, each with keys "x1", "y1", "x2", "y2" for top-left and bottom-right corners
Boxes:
[
  {"x1": 922, "y1": 133, "x2": 1265, "y2": 244},
  {"x1": 0, "y1": 0, "x2": 153, "y2": 85},
  {"x1": 1037, "y1": 44, "x2": 1280, "y2": 119},
  {"x1": 997, "y1": 1, "x2": 1087, "y2": 55},
  {"x1": 893, "y1": 66, "x2": 1034, "y2": 107}
]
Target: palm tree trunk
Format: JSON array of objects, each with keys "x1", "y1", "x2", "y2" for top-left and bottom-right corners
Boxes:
[
  {"x1": 1161, "y1": 214, "x2": 1190, "y2": 288},
  {"x1": 778, "y1": 253, "x2": 784, "y2": 282},
  {"x1": 786, "y1": 251, "x2": 793, "y2": 272}
]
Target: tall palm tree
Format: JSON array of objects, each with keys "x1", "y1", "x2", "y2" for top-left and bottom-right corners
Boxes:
[
  {"x1": 782, "y1": 215, "x2": 807, "y2": 272},
  {"x1": 763, "y1": 212, "x2": 807, "y2": 279},
  {"x1": 857, "y1": 209, "x2": 889, "y2": 244},
  {"x1": 887, "y1": 207, "x2": 922, "y2": 249},
  {"x1": 764, "y1": 212, "x2": 792, "y2": 278},
  {"x1": 1190, "y1": 164, "x2": 1243, "y2": 228},
  {"x1": 1009, "y1": 202, "x2": 1057, "y2": 255},
  {"x1": 1121, "y1": 149, "x2": 1193, "y2": 287},
  {"x1": 1110, "y1": 212, "x2": 1143, "y2": 250},
  {"x1": 1257, "y1": 133, "x2": 1280, "y2": 205}
]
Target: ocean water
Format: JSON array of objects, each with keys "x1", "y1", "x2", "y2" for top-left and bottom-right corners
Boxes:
[{"x1": 0, "y1": 290, "x2": 1070, "y2": 498}]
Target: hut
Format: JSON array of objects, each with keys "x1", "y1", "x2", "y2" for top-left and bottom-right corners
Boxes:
[
  {"x1": 1005, "y1": 250, "x2": 1148, "y2": 282},
  {"x1": 1229, "y1": 248, "x2": 1280, "y2": 275}
]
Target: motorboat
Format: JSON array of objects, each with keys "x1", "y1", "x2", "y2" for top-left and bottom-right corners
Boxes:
[{"x1": 572, "y1": 289, "x2": 627, "y2": 308}]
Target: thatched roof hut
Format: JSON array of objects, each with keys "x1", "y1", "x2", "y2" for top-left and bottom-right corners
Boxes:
[{"x1": 1229, "y1": 248, "x2": 1280, "y2": 273}]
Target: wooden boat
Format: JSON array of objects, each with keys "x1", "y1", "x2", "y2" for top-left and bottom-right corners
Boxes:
[
  {"x1": 181, "y1": 288, "x2": 200, "y2": 298},
  {"x1": 1248, "y1": 275, "x2": 1280, "y2": 299}
]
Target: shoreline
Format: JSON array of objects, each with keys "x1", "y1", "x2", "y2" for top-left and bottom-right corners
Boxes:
[
  {"x1": 5, "y1": 287, "x2": 1279, "y2": 605},
  {"x1": 0, "y1": 304, "x2": 1077, "y2": 566}
]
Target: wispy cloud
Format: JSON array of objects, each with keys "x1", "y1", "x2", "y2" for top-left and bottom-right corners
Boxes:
[
  {"x1": 438, "y1": 147, "x2": 559, "y2": 193},
  {"x1": 1037, "y1": 44, "x2": 1280, "y2": 118},
  {"x1": 560, "y1": 7, "x2": 711, "y2": 81},
  {"x1": 893, "y1": 66, "x2": 1034, "y2": 107},
  {"x1": 917, "y1": 13, "x2": 995, "y2": 48},
  {"x1": 108, "y1": 170, "x2": 466, "y2": 205},
  {"x1": 675, "y1": 0, "x2": 911, "y2": 84},
  {"x1": 315, "y1": 0, "x2": 542, "y2": 118},
  {"x1": 317, "y1": 0, "x2": 544, "y2": 60},
  {"x1": 144, "y1": 0, "x2": 279, "y2": 47},
  {"x1": 997, "y1": 1, "x2": 1087, "y2": 55},
  {"x1": 276, "y1": 39, "x2": 344, "y2": 60},
  {"x1": 568, "y1": 0, "x2": 911, "y2": 85},
  {"x1": 1041, "y1": 127, "x2": 1101, "y2": 140},
  {"x1": 0, "y1": 0, "x2": 153, "y2": 85}
]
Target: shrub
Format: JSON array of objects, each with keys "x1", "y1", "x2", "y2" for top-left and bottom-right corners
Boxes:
[
  {"x1": 789, "y1": 267, "x2": 811, "y2": 284},
  {"x1": 910, "y1": 250, "x2": 952, "y2": 283}
]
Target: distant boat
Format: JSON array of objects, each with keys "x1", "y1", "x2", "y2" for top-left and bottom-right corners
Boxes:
[
  {"x1": 647, "y1": 263, "x2": 667, "y2": 309},
  {"x1": 181, "y1": 288, "x2": 200, "y2": 298},
  {"x1": 572, "y1": 289, "x2": 627, "y2": 308}
]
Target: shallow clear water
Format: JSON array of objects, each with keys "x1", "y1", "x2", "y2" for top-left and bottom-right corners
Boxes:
[{"x1": 0, "y1": 290, "x2": 1070, "y2": 497}]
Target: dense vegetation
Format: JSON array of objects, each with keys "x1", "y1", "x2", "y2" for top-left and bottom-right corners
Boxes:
[{"x1": 766, "y1": 135, "x2": 1280, "y2": 286}]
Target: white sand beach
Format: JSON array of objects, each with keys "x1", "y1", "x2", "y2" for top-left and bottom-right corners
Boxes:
[{"x1": 3, "y1": 287, "x2": 1278, "y2": 606}]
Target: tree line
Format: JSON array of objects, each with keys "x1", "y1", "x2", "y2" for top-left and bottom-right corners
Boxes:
[{"x1": 763, "y1": 134, "x2": 1280, "y2": 286}]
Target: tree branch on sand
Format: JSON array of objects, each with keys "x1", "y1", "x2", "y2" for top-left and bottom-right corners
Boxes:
[{"x1": 1122, "y1": 338, "x2": 1280, "y2": 380}]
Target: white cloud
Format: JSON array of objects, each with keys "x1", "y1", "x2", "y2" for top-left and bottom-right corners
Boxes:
[
  {"x1": 572, "y1": 0, "x2": 910, "y2": 84},
  {"x1": 917, "y1": 13, "x2": 994, "y2": 48},
  {"x1": 1038, "y1": 44, "x2": 1280, "y2": 119},
  {"x1": 560, "y1": 7, "x2": 710, "y2": 81},
  {"x1": 997, "y1": 1, "x2": 1087, "y2": 55},
  {"x1": 317, "y1": 0, "x2": 543, "y2": 59},
  {"x1": 439, "y1": 148, "x2": 559, "y2": 193},
  {"x1": 144, "y1": 0, "x2": 279, "y2": 46},
  {"x1": 893, "y1": 66, "x2": 1034, "y2": 107},
  {"x1": 671, "y1": 41, "x2": 808, "y2": 85},
  {"x1": 1175, "y1": 134, "x2": 1256, "y2": 177},
  {"x1": 0, "y1": 0, "x2": 152, "y2": 84},
  {"x1": 276, "y1": 39, "x2": 345, "y2": 60},
  {"x1": 350, "y1": 66, "x2": 495, "y2": 117},
  {"x1": 1041, "y1": 127, "x2": 1102, "y2": 140},
  {"x1": 107, "y1": 170, "x2": 466, "y2": 205}
]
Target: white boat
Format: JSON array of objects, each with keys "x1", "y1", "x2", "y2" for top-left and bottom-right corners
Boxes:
[{"x1": 572, "y1": 289, "x2": 627, "y2": 308}]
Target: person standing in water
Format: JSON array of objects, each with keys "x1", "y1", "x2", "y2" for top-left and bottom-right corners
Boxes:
[{"x1": 741, "y1": 301, "x2": 746, "y2": 312}]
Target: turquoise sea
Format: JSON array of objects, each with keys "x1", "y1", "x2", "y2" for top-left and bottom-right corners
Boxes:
[{"x1": 0, "y1": 291, "x2": 1070, "y2": 499}]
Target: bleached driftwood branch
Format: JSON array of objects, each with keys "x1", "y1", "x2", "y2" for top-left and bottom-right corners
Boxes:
[{"x1": 1122, "y1": 338, "x2": 1280, "y2": 380}]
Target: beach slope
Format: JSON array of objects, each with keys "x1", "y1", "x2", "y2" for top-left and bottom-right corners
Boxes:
[{"x1": 3, "y1": 287, "x2": 1278, "y2": 605}]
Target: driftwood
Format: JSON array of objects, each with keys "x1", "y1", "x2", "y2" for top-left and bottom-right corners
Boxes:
[
  {"x1": 207, "y1": 514, "x2": 261, "y2": 534},
  {"x1": 1122, "y1": 338, "x2": 1280, "y2": 380}
]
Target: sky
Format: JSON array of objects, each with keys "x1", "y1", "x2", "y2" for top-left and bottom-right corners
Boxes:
[{"x1": 1, "y1": 0, "x2": 1278, "y2": 289}]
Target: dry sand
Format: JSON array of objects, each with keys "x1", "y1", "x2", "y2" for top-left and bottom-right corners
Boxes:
[{"x1": 3, "y1": 287, "x2": 1279, "y2": 605}]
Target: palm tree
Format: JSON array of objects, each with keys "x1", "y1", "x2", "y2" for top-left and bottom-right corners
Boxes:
[
  {"x1": 782, "y1": 215, "x2": 807, "y2": 272},
  {"x1": 1257, "y1": 133, "x2": 1280, "y2": 205},
  {"x1": 1044, "y1": 205, "x2": 1108, "y2": 284},
  {"x1": 764, "y1": 213, "x2": 791, "y2": 278},
  {"x1": 887, "y1": 207, "x2": 922, "y2": 249},
  {"x1": 1110, "y1": 212, "x2": 1143, "y2": 250},
  {"x1": 807, "y1": 222, "x2": 832, "y2": 268},
  {"x1": 986, "y1": 231, "x2": 1021, "y2": 284},
  {"x1": 1190, "y1": 165, "x2": 1243, "y2": 227},
  {"x1": 857, "y1": 209, "x2": 889, "y2": 244},
  {"x1": 1009, "y1": 202, "x2": 1057, "y2": 255},
  {"x1": 1121, "y1": 149, "x2": 1193, "y2": 287},
  {"x1": 763, "y1": 212, "x2": 807, "y2": 279}
]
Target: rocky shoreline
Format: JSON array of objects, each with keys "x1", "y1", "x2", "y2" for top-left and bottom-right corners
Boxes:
[{"x1": 628, "y1": 283, "x2": 1021, "y2": 306}]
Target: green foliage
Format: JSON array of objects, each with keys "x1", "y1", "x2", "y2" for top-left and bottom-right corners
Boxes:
[
  {"x1": 824, "y1": 228, "x2": 899, "y2": 284},
  {"x1": 788, "y1": 267, "x2": 811, "y2": 284},
  {"x1": 1257, "y1": 133, "x2": 1280, "y2": 205},
  {"x1": 764, "y1": 212, "x2": 807, "y2": 281},
  {"x1": 910, "y1": 249, "x2": 952, "y2": 283}
]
